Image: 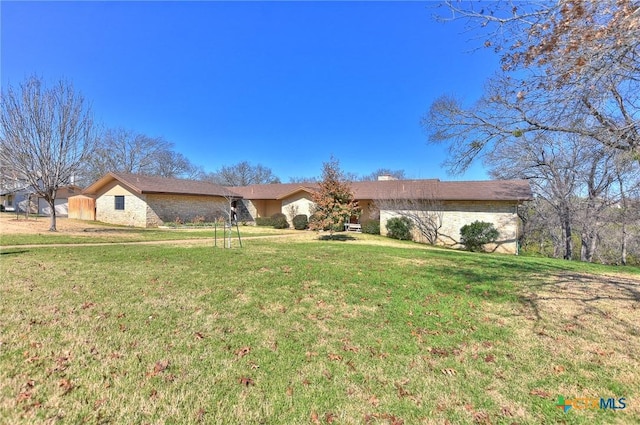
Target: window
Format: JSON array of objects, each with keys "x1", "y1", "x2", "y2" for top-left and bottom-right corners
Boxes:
[{"x1": 114, "y1": 196, "x2": 125, "y2": 210}]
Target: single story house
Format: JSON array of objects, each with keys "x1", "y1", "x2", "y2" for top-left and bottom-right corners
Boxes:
[{"x1": 76, "y1": 172, "x2": 532, "y2": 254}]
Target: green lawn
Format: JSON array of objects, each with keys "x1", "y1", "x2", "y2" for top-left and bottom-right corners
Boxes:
[
  {"x1": 0, "y1": 223, "x2": 293, "y2": 246},
  {"x1": 1, "y1": 233, "x2": 638, "y2": 424}
]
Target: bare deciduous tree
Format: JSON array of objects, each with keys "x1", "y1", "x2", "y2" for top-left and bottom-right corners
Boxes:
[
  {"x1": 376, "y1": 191, "x2": 443, "y2": 245},
  {"x1": 84, "y1": 128, "x2": 200, "y2": 183},
  {"x1": 0, "y1": 76, "x2": 95, "y2": 231},
  {"x1": 432, "y1": 0, "x2": 640, "y2": 162},
  {"x1": 206, "y1": 161, "x2": 281, "y2": 186},
  {"x1": 359, "y1": 168, "x2": 406, "y2": 181}
]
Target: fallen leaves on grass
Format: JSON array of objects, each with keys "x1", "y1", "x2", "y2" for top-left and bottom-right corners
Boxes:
[
  {"x1": 16, "y1": 391, "x2": 33, "y2": 403},
  {"x1": 364, "y1": 412, "x2": 404, "y2": 424},
  {"x1": 472, "y1": 410, "x2": 491, "y2": 424},
  {"x1": 147, "y1": 359, "x2": 170, "y2": 377},
  {"x1": 395, "y1": 380, "x2": 411, "y2": 398},
  {"x1": 324, "y1": 412, "x2": 337, "y2": 423},
  {"x1": 58, "y1": 378, "x2": 74, "y2": 395},
  {"x1": 369, "y1": 395, "x2": 380, "y2": 407},
  {"x1": 428, "y1": 347, "x2": 450, "y2": 357},
  {"x1": 311, "y1": 411, "x2": 320, "y2": 424},
  {"x1": 529, "y1": 388, "x2": 550, "y2": 398},
  {"x1": 234, "y1": 346, "x2": 251, "y2": 358},
  {"x1": 239, "y1": 376, "x2": 254, "y2": 386}
]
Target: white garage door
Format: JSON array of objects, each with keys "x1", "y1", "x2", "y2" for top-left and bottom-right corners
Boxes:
[{"x1": 38, "y1": 198, "x2": 69, "y2": 216}]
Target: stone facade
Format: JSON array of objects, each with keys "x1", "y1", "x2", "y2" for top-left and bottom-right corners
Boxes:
[
  {"x1": 380, "y1": 200, "x2": 520, "y2": 254},
  {"x1": 94, "y1": 181, "x2": 228, "y2": 227},
  {"x1": 145, "y1": 193, "x2": 227, "y2": 226},
  {"x1": 95, "y1": 181, "x2": 148, "y2": 227}
]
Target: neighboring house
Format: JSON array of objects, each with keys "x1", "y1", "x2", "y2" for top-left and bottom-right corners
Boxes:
[
  {"x1": 77, "y1": 173, "x2": 532, "y2": 254},
  {"x1": 37, "y1": 185, "x2": 82, "y2": 216},
  {"x1": 78, "y1": 173, "x2": 239, "y2": 227},
  {"x1": 1, "y1": 174, "x2": 79, "y2": 216},
  {"x1": 1, "y1": 186, "x2": 30, "y2": 213}
]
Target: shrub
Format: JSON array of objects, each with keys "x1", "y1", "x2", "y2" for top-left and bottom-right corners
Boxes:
[
  {"x1": 191, "y1": 215, "x2": 205, "y2": 225},
  {"x1": 309, "y1": 212, "x2": 328, "y2": 231},
  {"x1": 386, "y1": 216, "x2": 413, "y2": 240},
  {"x1": 460, "y1": 220, "x2": 499, "y2": 252},
  {"x1": 256, "y1": 217, "x2": 275, "y2": 227},
  {"x1": 361, "y1": 220, "x2": 380, "y2": 235},
  {"x1": 292, "y1": 214, "x2": 309, "y2": 230},
  {"x1": 271, "y1": 212, "x2": 290, "y2": 229}
]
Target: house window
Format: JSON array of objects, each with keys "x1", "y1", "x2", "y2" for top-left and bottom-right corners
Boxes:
[{"x1": 114, "y1": 196, "x2": 125, "y2": 210}]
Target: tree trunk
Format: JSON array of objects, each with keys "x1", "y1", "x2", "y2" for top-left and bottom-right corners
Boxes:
[
  {"x1": 561, "y1": 207, "x2": 573, "y2": 260},
  {"x1": 48, "y1": 198, "x2": 57, "y2": 231},
  {"x1": 621, "y1": 222, "x2": 628, "y2": 266},
  {"x1": 580, "y1": 230, "x2": 597, "y2": 263}
]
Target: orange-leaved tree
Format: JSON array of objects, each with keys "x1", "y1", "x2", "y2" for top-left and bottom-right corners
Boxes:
[{"x1": 309, "y1": 157, "x2": 360, "y2": 238}]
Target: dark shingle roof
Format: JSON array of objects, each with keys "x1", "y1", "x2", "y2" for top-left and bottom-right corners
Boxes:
[
  {"x1": 83, "y1": 173, "x2": 241, "y2": 198},
  {"x1": 233, "y1": 179, "x2": 532, "y2": 202},
  {"x1": 84, "y1": 173, "x2": 532, "y2": 202}
]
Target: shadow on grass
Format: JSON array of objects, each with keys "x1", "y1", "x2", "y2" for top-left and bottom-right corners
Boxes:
[
  {"x1": 318, "y1": 234, "x2": 357, "y2": 242},
  {"x1": 517, "y1": 272, "x2": 640, "y2": 336},
  {"x1": 0, "y1": 250, "x2": 29, "y2": 256}
]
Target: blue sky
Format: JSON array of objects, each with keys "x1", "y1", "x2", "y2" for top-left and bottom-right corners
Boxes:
[{"x1": 1, "y1": 1, "x2": 498, "y2": 182}]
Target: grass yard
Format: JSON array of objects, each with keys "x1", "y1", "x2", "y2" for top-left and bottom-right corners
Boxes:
[
  {"x1": 1, "y1": 228, "x2": 639, "y2": 424},
  {"x1": 0, "y1": 215, "x2": 293, "y2": 246}
]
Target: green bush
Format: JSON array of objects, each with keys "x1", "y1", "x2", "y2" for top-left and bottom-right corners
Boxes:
[
  {"x1": 271, "y1": 212, "x2": 290, "y2": 229},
  {"x1": 460, "y1": 221, "x2": 499, "y2": 252},
  {"x1": 256, "y1": 217, "x2": 275, "y2": 227},
  {"x1": 361, "y1": 220, "x2": 380, "y2": 235},
  {"x1": 386, "y1": 216, "x2": 413, "y2": 240},
  {"x1": 292, "y1": 214, "x2": 309, "y2": 230}
]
